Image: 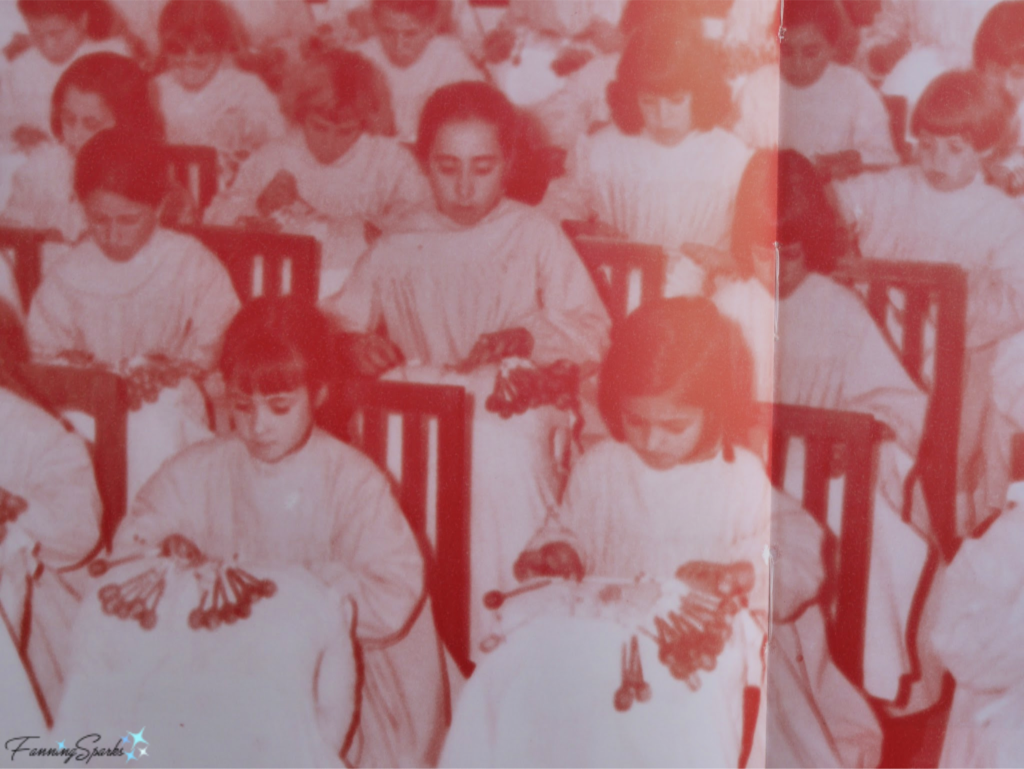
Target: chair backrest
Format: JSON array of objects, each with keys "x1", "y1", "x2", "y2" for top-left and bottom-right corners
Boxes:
[
  {"x1": 766, "y1": 402, "x2": 887, "y2": 688},
  {"x1": 562, "y1": 222, "x2": 667, "y2": 324},
  {"x1": 184, "y1": 225, "x2": 321, "y2": 304},
  {"x1": 166, "y1": 145, "x2": 219, "y2": 218},
  {"x1": 18, "y1": 365, "x2": 130, "y2": 551},
  {"x1": 833, "y1": 259, "x2": 967, "y2": 561},
  {"x1": 0, "y1": 226, "x2": 47, "y2": 313},
  {"x1": 322, "y1": 378, "x2": 474, "y2": 677},
  {"x1": 882, "y1": 95, "x2": 913, "y2": 164}
]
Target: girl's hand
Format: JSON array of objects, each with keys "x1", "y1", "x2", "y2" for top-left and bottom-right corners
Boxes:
[
  {"x1": 513, "y1": 541, "x2": 584, "y2": 582},
  {"x1": 159, "y1": 534, "x2": 205, "y2": 568},
  {"x1": 675, "y1": 560, "x2": 755, "y2": 600},
  {"x1": 483, "y1": 26, "x2": 517, "y2": 64},
  {"x1": 347, "y1": 333, "x2": 405, "y2": 378},
  {"x1": 256, "y1": 171, "x2": 300, "y2": 217},
  {"x1": 551, "y1": 46, "x2": 594, "y2": 77},
  {"x1": 457, "y1": 328, "x2": 534, "y2": 372},
  {"x1": 12, "y1": 125, "x2": 49, "y2": 152}
]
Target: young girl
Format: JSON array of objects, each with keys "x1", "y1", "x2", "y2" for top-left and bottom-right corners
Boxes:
[
  {"x1": 207, "y1": 48, "x2": 430, "y2": 298},
  {"x1": 357, "y1": 0, "x2": 484, "y2": 143},
  {"x1": 0, "y1": 0, "x2": 129, "y2": 151},
  {"x1": 26, "y1": 128, "x2": 241, "y2": 503},
  {"x1": 719, "y1": 148, "x2": 933, "y2": 703},
  {"x1": 543, "y1": 21, "x2": 752, "y2": 295},
  {"x1": 110, "y1": 297, "x2": 444, "y2": 768},
  {"x1": 0, "y1": 300, "x2": 102, "y2": 721},
  {"x1": 323, "y1": 80, "x2": 610, "y2": 656},
  {"x1": 833, "y1": 70, "x2": 1024, "y2": 537},
  {"x1": 1, "y1": 52, "x2": 163, "y2": 244},
  {"x1": 734, "y1": 0, "x2": 899, "y2": 178},
  {"x1": 154, "y1": 0, "x2": 287, "y2": 189},
  {"x1": 444, "y1": 297, "x2": 769, "y2": 767}
]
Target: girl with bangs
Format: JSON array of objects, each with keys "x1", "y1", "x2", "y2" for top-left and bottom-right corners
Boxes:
[
  {"x1": 112, "y1": 297, "x2": 445, "y2": 768},
  {"x1": 543, "y1": 21, "x2": 752, "y2": 295}
]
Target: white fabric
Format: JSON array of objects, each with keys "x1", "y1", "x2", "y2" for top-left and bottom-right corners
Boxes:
[
  {"x1": 834, "y1": 168, "x2": 1024, "y2": 351},
  {"x1": 928, "y1": 484, "x2": 1024, "y2": 767},
  {"x1": 156, "y1": 65, "x2": 287, "y2": 188},
  {"x1": 0, "y1": 37, "x2": 131, "y2": 144},
  {"x1": 356, "y1": 35, "x2": 484, "y2": 143},
  {"x1": 54, "y1": 561, "x2": 353, "y2": 768},
  {"x1": 323, "y1": 198, "x2": 610, "y2": 367},
  {"x1": 528, "y1": 52, "x2": 618, "y2": 149},
  {"x1": 26, "y1": 227, "x2": 241, "y2": 370},
  {"x1": 0, "y1": 387, "x2": 102, "y2": 717},
  {"x1": 712, "y1": 277, "x2": 776, "y2": 402},
  {"x1": 736, "y1": 63, "x2": 899, "y2": 166},
  {"x1": 1, "y1": 142, "x2": 85, "y2": 242},
  {"x1": 113, "y1": 430, "x2": 445, "y2": 767}
]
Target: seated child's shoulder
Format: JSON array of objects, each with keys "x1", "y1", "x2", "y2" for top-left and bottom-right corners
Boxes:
[{"x1": 308, "y1": 429, "x2": 396, "y2": 487}]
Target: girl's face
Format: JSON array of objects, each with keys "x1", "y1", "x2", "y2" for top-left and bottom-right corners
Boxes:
[
  {"x1": 985, "y1": 62, "x2": 1024, "y2": 104},
  {"x1": 301, "y1": 108, "x2": 363, "y2": 165},
  {"x1": 780, "y1": 24, "x2": 832, "y2": 88},
  {"x1": 427, "y1": 118, "x2": 507, "y2": 226},
  {"x1": 165, "y1": 38, "x2": 224, "y2": 92},
  {"x1": 621, "y1": 392, "x2": 710, "y2": 470},
  {"x1": 375, "y1": 8, "x2": 436, "y2": 69},
  {"x1": 60, "y1": 86, "x2": 115, "y2": 156},
  {"x1": 26, "y1": 13, "x2": 88, "y2": 65},
  {"x1": 229, "y1": 385, "x2": 322, "y2": 464},
  {"x1": 82, "y1": 190, "x2": 160, "y2": 263},
  {"x1": 638, "y1": 88, "x2": 694, "y2": 147},
  {"x1": 752, "y1": 241, "x2": 809, "y2": 299},
  {"x1": 916, "y1": 131, "x2": 983, "y2": 191}
]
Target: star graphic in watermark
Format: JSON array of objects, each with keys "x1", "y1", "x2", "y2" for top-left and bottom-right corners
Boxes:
[
  {"x1": 127, "y1": 728, "x2": 148, "y2": 750},
  {"x1": 125, "y1": 751, "x2": 135, "y2": 763},
  {"x1": 139, "y1": 747, "x2": 148, "y2": 758},
  {"x1": 56, "y1": 741, "x2": 65, "y2": 750}
]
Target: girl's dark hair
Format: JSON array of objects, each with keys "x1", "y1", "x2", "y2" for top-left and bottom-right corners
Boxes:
[
  {"x1": 158, "y1": 0, "x2": 239, "y2": 57},
  {"x1": 781, "y1": 0, "x2": 844, "y2": 46},
  {"x1": 598, "y1": 296, "x2": 755, "y2": 459},
  {"x1": 607, "y1": 21, "x2": 732, "y2": 135},
  {"x1": 974, "y1": 1, "x2": 1024, "y2": 71},
  {"x1": 17, "y1": 0, "x2": 114, "y2": 38},
  {"x1": 73, "y1": 128, "x2": 170, "y2": 207},
  {"x1": 51, "y1": 52, "x2": 165, "y2": 143},
  {"x1": 219, "y1": 297, "x2": 334, "y2": 395},
  {"x1": 280, "y1": 48, "x2": 390, "y2": 131},
  {"x1": 371, "y1": 0, "x2": 441, "y2": 23},
  {"x1": 911, "y1": 69, "x2": 1015, "y2": 152},
  {"x1": 731, "y1": 149, "x2": 841, "y2": 278}
]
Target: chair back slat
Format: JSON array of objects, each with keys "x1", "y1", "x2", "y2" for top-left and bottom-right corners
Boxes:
[
  {"x1": 767, "y1": 402, "x2": 885, "y2": 687},
  {"x1": 833, "y1": 259, "x2": 967, "y2": 561},
  {"x1": 166, "y1": 145, "x2": 219, "y2": 216},
  {"x1": 323, "y1": 378, "x2": 474, "y2": 677},
  {"x1": 184, "y1": 225, "x2": 321, "y2": 304},
  {"x1": 20, "y1": 365, "x2": 129, "y2": 550},
  {"x1": 562, "y1": 222, "x2": 668, "y2": 323},
  {"x1": 0, "y1": 227, "x2": 47, "y2": 313}
]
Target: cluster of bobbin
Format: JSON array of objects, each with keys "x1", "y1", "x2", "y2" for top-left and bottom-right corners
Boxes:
[
  {"x1": 98, "y1": 567, "x2": 167, "y2": 631},
  {"x1": 187, "y1": 567, "x2": 277, "y2": 631},
  {"x1": 485, "y1": 360, "x2": 581, "y2": 418},
  {"x1": 651, "y1": 590, "x2": 745, "y2": 689},
  {"x1": 614, "y1": 635, "x2": 651, "y2": 712},
  {"x1": 122, "y1": 358, "x2": 204, "y2": 411}
]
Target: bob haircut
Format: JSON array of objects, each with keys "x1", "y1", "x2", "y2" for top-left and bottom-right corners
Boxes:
[
  {"x1": 974, "y1": 1, "x2": 1024, "y2": 71},
  {"x1": 607, "y1": 21, "x2": 732, "y2": 135},
  {"x1": 17, "y1": 0, "x2": 113, "y2": 38},
  {"x1": 73, "y1": 129, "x2": 170, "y2": 208},
  {"x1": 279, "y1": 48, "x2": 388, "y2": 129},
  {"x1": 415, "y1": 80, "x2": 519, "y2": 163},
  {"x1": 911, "y1": 69, "x2": 1015, "y2": 152},
  {"x1": 731, "y1": 149, "x2": 841, "y2": 279},
  {"x1": 219, "y1": 296, "x2": 334, "y2": 395},
  {"x1": 371, "y1": 0, "x2": 441, "y2": 23},
  {"x1": 598, "y1": 296, "x2": 755, "y2": 459},
  {"x1": 781, "y1": 0, "x2": 844, "y2": 46},
  {"x1": 50, "y1": 52, "x2": 165, "y2": 143},
  {"x1": 158, "y1": 0, "x2": 239, "y2": 56}
]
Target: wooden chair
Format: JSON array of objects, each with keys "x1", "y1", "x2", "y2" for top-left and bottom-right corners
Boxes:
[
  {"x1": 766, "y1": 402, "x2": 888, "y2": 688},
  {"x1": 321, "y1": 378, "x2": 474, "y2": 678},
  {"x1": 0, "y1": 226, "x2": 47, "y2": 313},
  {"x1": 562, "y1": 221, "x2": 668, "y2": 324},
  {"x1": 166, "y1": 144, "x2": 219, "y2": 219},
  {"x1": 184, "y1": 225, "x2": 321, "y2": 304},
  {"x1": 18, "y1": 365, "x2": 130, "y2": 553},
  {"x1": 833, "y1": 259, "x2": 968, "y2": 561},
  {"x1": 882, "y1": 95, "x2": 913, "y2": 164}
]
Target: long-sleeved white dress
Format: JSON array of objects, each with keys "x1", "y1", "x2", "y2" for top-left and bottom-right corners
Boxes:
[
  {"x1": 1, "y1": 142, "x2": 85, "y2": 243},
  {"x1": 111, "y1": 429, "x2": 445, "y2": 768}
]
